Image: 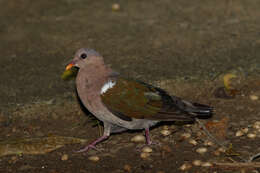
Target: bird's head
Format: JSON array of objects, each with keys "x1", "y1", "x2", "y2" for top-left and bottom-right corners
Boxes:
[
  {"x1": 62, "y1": 48, "x2": 104, "y2": 80},
  {"x1": 65, "y1": 48, "x2": 103, "y2": 70}
]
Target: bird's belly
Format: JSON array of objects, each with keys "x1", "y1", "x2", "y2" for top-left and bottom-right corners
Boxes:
[
  {"x1": 98, "y1": 111, "x2": 159, "y2": 130},
  {"x1": 78, "y1": 91, "x2": 159, "y2": 130},
  {"x1": 89, "y1": 105, "x2": 159, "y2": 130}
]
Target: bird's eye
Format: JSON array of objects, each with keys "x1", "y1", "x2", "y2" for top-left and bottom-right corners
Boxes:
[{"x1": 80, "y1": 53, "x2": 87, "y2": 59}]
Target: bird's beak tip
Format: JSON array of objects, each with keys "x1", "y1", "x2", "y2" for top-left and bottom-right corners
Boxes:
[{"x1": 65, "y1": 63, "x2": 74, "y2": 70}]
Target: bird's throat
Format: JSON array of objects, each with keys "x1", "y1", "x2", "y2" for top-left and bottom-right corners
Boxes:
[{"x1": 76, "y1": 66, "x2": 110, "y2": 108}]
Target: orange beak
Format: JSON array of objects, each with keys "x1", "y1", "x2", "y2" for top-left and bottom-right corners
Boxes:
[{"x1": 66, "y1": 63, "x2": 74, "y2": 70}]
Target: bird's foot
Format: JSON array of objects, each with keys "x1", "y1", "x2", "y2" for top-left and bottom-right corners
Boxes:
[
  {"x1": 146, "y1": 138, "x2": 160, "y2": 145},
  {"x1": 74, "y1": 135, "x2": 108, "y2": 154},
  {"x1": 147, "y1": 140, "x2": 160, "y2": 146},
  {"x1": 144, "y1": 128, "x2": 160, "y2": 146},
  {"x1": 75, "y1": 144, "x2": 99, "y2": 153},
  {"x1": 135, "y1": 128, "x2": 160, "y2": 151}
]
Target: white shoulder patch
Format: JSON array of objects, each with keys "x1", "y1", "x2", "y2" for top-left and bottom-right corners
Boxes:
[{"x1": 101, "y1": 80, "x2": 116, "y2": 94}]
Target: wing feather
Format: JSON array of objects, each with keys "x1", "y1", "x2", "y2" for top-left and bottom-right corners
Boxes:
[{"x1": 100, "y1": 78, "x2": 196, "y2": 121}]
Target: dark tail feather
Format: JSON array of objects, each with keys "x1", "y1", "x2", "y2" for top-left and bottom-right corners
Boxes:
[
  {"x1": 184, "y1": 101, "x2": 214, "y2": 119},
  {"x1": 150, "y1": 100, "x2": 213, "y2": 121}
]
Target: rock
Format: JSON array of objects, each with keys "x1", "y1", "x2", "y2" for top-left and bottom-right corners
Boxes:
[
  {"x1": 88, "y1": 156, "x2": 100, "y2": 162},
  {"x1": 160, "y1": 129, "x2": 171, "y2": 136},
  {"x1": 203, "y1": 140, "x2": 214, "y2": 146},
  {"x1": 192, "y1": 160, "x2": 202, "y2": 166},
  {"x1": 253, "y1": 123, "x2": 260, "y2": 129},
  {"x1": 247, "y1": 133, "x2": 256, "y2": 139},
  {"x1": 179, "y1": 163, "x2": 192, "y2": 171},
  {"x1": 235, "y1": 130, "x2": 244, "y2": 137},
  {"x1": 188, "y1": 139, "x2": 198, "y2": 146},
  {"x1": 196, "y1": 147, "x2": 207, "y2": 154},
  {"x1": 142, "y1": 146, "x2": 153, "y2": 153},
  {"x1": 250, "y1": 95, "x2": 258, "y2": 101},
  {"x1": 140, "y1": 152, "x2": 150, "y2": 159},
  {"x1": 112, "y1": 3, "x2": 120, "y2": 11},
  {"x1": 123, "y1": 164, "x2": 131, "y2": 173},
  {"x1": 61, "y1": 154, "x2": 68, "y2": 161},
  {"x1": 131, "y1": 135, "x2": 146, "y2": 143},
  {"x1": 201, "y1": 162, "x2": 212, "y2": 167},
  {"x1": 180, "y1": 133, "x2": 191, "y2": 139}
]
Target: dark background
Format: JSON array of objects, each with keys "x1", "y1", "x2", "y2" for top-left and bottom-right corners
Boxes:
[{"x1": 1, "y1": 0, "x2": 259, "y2": 107}]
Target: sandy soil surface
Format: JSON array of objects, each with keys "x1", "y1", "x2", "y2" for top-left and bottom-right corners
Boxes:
[{"x1": 0, "y1": 0, "x2": 260, "y2": 172}]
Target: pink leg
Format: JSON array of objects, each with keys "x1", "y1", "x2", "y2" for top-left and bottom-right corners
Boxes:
[
  {"x1": 135, "y1": 128, "x2": 159, "y2": 151},
  {"x1": 145, "y1": 128, "x2": 152, "y2": 145},
  {"x1": 75, "y1": 135, "x2": 109, "y2": 153}
]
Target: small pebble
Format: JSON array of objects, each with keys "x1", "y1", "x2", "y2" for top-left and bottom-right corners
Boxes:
[
  {"x1": 179, "y1": 163, "x2": 192, "y2": 171},
  {"x1": 162, "y1": 125, "x2": 169, "y2": 130},
  {"x1": 142, "y1": 146, "x2": 153, "y2": 153},
  {"x1": 140, "y1": 152, "x2": 150, "y2": 159},
  {"x1": 250, "y1": 95, "x2": 259, "y2": 101},
  {"x1": 201, "y1": 162, "x2": 212, "y2": 167},
  {"x1": 11, "y1": 156, "x2": 18, "y2": 161},
  {"x1": 192, "y1": 160, "x2": 202, "y2": 166},
  {"x1": 88, "y1": 156, "x2": 100, "y2": 162},
  {"x1": 181, "y1": 133, "x2": 191, "y2": 139},
  {"x1": 218, "y1": 147, "x2": 226, "y2": 153},
  {"x1": 204, "y1": 140, "x2": 214, "y2": 146},
  {"x1": 131, "y1": 135, "x2": 145, "y2": 143},
  {"x1": 241, "y1": 127, "x2": 249, "y2": 133},
  {"x1": 123, "y1": 164, "x2": 131, "y2": 173},
  {"x1": 9, "y1": 156, "x2": 18, "y2": 164},
  {"x1": 61, "y1": 154, "x2": 68, "y2": 161},
  {"x1": 196, "y1": 147, "x2": 207, "y2": 154},
  {"x1": 188, "y1": 139, "x2": 198, "y2": 146},
  {"x1": 253, "y1": 124, "x2": 260, "y2": 129},
  {"x1": 12, "y1": 127, "x2": 16, "y2": 133},
  {"x1": 112, "y1": 3, "x2": 120, "y2": 11},
  {"x1": 247, "y1": 133, "x2": 256, "y2": 139},
  {"x1": 196, "y1": 132, "x2": 202, "y2": 137},
  {"x1": 235, "y1": 130, "x2": 244, "y2": 137},
  {"x1": 160, "y1": 129, "x2": 171, "y2": 136}
]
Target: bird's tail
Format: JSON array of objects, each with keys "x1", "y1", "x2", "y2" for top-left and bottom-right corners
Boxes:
[{"x1": 181, "y1": 100, "x2": 214, "y2": 119}]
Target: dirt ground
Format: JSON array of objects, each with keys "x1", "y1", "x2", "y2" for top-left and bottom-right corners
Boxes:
[{"x1": 0, "y1": 0, "x2": 260, "y2": 172}]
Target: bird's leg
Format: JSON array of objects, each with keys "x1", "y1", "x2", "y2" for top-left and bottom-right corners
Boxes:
[
  {"x1": 145, "y1": 128, "x2": 152, "y2": 145},
  {"x1": 135, "y1": 128, "x2": 153, "y2": 151},
  {"x1": 75, "y1": 122, "x2": 111, "y2": 153},
  {"x1": 144, "y1": 127, "x2": 161, "y2": 146}
]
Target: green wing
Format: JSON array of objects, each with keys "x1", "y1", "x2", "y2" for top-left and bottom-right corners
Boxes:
[{"x1": 100, "y1": 78, "x2": 195, "y2": 121}]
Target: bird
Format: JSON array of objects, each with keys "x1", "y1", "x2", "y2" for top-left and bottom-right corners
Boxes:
[{"x1": 64, "y1": 48, "x2": 213, "y2": 153}]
